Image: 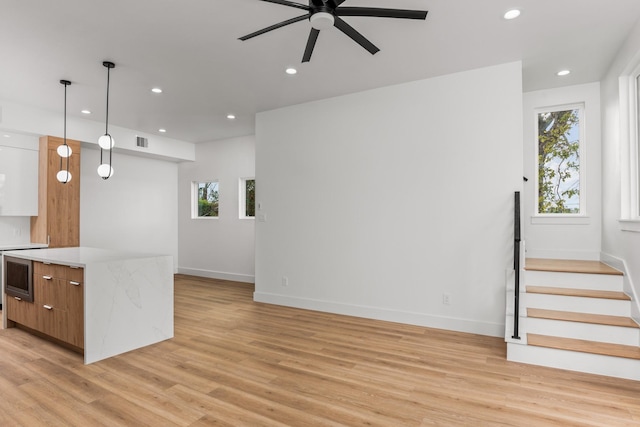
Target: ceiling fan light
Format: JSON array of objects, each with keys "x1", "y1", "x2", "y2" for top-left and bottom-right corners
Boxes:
[
  {"x1": 57, "y1": 144, "x2": 72, "y2": 158},
  {"x1": 97, "y1": 163, "x2": 114, "y2": 179},
  {"x1": 310, "y1": 12, "x2": 335, "y2": 30},
  {"x1": 98, "y1": 134, "x2": 115, "y2": 150}
]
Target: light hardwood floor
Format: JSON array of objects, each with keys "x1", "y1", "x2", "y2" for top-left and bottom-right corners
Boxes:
[{"x1": 1, "y1": 274, "x2": 640, "y2": 426}]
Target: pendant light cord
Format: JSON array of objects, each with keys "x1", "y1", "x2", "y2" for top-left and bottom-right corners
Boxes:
[
  {"x1": 105, "y1": 66, "x2": 110, "y2": 135},
  {"x1": 99, "y1": 61, "x2": 115, "y2": 180},
  {"x1": 64, "y1": 82, "x2": 69, "y2": 179}
]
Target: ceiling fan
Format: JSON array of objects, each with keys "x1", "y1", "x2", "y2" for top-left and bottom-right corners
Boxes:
[{"x1": 239, "y1": 0, "x2": 428, "y2": 63}]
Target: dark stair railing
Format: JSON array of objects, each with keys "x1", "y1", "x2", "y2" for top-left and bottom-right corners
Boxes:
[{"x1": 512, "y1": 191, "x2": 521, "y2": 340}]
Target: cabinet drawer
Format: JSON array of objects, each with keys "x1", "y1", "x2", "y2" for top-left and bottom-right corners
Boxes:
[
  {"x1": 37, "y1": 304, "x2": 67, "y2": 343},
  {"x1": 6, "y1": 295, "x2": 37, "y2": 330},
  {"x1": 35, "y1": 262, "x2": 83, "y2": 279}
]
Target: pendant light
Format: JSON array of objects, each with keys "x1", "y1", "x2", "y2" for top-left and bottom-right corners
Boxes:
[
  {"x1": 56, "y1": 79, "x2": 72, "y2": 184},
  {"x1": 97, "y1": 61, "x2": 115, "y2": 179}
]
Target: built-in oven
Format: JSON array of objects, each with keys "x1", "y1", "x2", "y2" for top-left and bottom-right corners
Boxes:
[{"x1": 3, "y1": 256, "x2": 33, "y2": 303}]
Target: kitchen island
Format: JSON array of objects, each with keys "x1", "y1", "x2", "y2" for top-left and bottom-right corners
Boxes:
[{"x1": 1, "y1": 247, "x2": 173, "y2": 364}]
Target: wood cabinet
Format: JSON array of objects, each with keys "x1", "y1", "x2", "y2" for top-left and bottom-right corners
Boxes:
[
  {"x1": 6, "y1": 261, "x2": 84, "y2": 350},
  {"x1": 30, "y1": 135, "x2": 81, "y2": 248},
  {"x1": 5, "y1": 294, "x2": 37, "y2": 330}
]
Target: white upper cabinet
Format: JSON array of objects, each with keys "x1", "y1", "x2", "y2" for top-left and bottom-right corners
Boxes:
[{"x1": 0, "y1": 133, "x2": 39, "y2": 216}]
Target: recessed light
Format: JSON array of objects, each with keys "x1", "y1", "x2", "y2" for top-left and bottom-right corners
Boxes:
[
  {"x1": 158, "y1": 128, "x2": 167, "y2": 133},
  {"x1": 504, "y1": 9, "x2": 521, "y2": 20},
  {"x1": 285, "y1": 67, "x2": 297, "y2": 75},
  {"x1": 151, "y1": 87, "x2": 163, "y2": 94},
  {"x1": 227, "y1": 114, "x2": 236, "y2": 120},
  {"x1": 81, "y1": 109, "x2": 91, "y2": 115},
  {"x1": 557, "y1": 69, "x2": 571, "y2": 76}
]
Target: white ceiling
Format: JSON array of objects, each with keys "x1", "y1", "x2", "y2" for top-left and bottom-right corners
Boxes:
[{"x1": 1, "y1": 0, "x2": 639, "y2": 143}]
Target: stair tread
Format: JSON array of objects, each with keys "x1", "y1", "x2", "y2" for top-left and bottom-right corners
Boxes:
[
  {"x1": 528, "y1": 334, "x2": 640, "y2": 360},
  {"x1": 526, "y1": 286, "x2": 630, "y2": 300},
  {"x1": 527, "y1": 308, "x2": 640, "y2": 328},
  {"x1": 525, "y1": 258, "x2": 623, "y2": 276}
]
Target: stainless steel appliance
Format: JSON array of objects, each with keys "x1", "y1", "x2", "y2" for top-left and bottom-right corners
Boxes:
[{"x1": 3, "y1": 256, "x2": 33, "y2": 303}]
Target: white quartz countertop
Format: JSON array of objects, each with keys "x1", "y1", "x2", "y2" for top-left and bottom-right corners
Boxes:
[
  {"x1": 2, "y1": 246, "x2": 167, "y2": 268},
  {"x1": 0, "y1": 243, "x2": 49, "y2": 251}
]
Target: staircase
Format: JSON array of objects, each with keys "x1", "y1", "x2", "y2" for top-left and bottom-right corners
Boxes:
[{"x1": 506, "y1": 258, "x2": 640, "y2": 381}]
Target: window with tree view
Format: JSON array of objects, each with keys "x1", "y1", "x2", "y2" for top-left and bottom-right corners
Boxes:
[
  {"x1": 195, "y1": 181, "x2": 219, "y2": 217},
  {"x1": 537, "y1": 106, "x2": 582, "y2": 214},
  {"x1": 241, "y1": 178, "x2": 255, "y2": 218}
]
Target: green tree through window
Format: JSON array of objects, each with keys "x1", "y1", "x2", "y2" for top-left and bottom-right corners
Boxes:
[
  {"x1": 245, "y1": 179, "x2": 255, "y2": 217},
  {"x1": 198, "y1": 181, "x2": 219, "y2": 217},
  {"x1": 537, "y1": 108, "x2": 581, "y2": 214}
]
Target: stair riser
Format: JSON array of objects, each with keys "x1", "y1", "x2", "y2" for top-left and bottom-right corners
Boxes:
[
  {"x1": 525, "y1": 270, "x2": 623, "y2": 291},
  {"x1": 526, "y1": 318, "x2": 640, "y2": 346},
  {"x1": 507, "y1": 342, "x2": 640, "y2": 381},
  {"x1": 525, "y1": 293, "x2": 630, "y2": 316}
]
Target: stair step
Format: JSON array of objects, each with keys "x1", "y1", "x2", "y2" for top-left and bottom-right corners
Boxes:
[
  {"x1": 527, "y1": 334, "x2": 640, "y2": 360},
  {"x1": 527, "y1": 308, "x2": 639, "y2": 328},
  {"x1": 525, "y1": 258, "x2": 623, "y2": 275},
  {"x1": 526, "y1": 286, "x2": 630, "y2": 300}
]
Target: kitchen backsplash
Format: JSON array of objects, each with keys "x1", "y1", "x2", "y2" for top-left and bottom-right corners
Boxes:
[{"x1": 0, "y1": 216, "x2": 31, "y2": 246}]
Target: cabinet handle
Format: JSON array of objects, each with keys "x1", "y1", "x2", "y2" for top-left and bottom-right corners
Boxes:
[
  {"x1": 43, "y1": 305, "x2": 53, "y2": 310},
  {"x1": 14, "y1": 296, "x2": 22, "y2": 301},
  {"x1": 43, "y1": 275, "x2": 52, "y2": 280},
  {"x1": 70, "y1": 281, "x2": 80, "y2": 286}
]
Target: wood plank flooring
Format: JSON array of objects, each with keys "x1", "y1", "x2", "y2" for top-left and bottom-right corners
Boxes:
[{"x1": 1, "y1": 274, "x2": 640, "y2": 426}]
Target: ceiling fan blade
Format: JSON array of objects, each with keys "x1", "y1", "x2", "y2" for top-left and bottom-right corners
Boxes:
[
  {"x1": 333, "y1": 17, "x2": 379, "y2": 55},
  {"x1": 259, "y1": 0, "x2": 311, "y2": 11},
  {"x1": 302, "y1": 28, "x2": 320, "y2": 62},
  {"x1": 239, "y1": 14, "x2": 309, "y2": 41},
  {"x1": 326, "y1": 0, "x2": 347, "y2": 9},
  {"x1": 337, "y1": 7, "x2": 428, "y2": 20}
]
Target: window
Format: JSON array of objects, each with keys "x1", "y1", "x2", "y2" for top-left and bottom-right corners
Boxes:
[
  {"x1": 192, "y1": 181, "x2": 219, "y2": 218},
  {"x1": 535, "y1": 105, "x2": 584, "y2": 215},
  {"x1": 618, "y1": 62, "x2": 640, "y2": 230},
  {"x1": 240, "y1": 178, "x2": 255, "y2": 218}
]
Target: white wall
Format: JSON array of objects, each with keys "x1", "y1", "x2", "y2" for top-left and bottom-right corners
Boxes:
[
  {"x1": 522, "y1": 83, "x2": 602, "y2": 260},
  {"x1": 255, "y1": 62, "x2": 523, "y2": 337},
  {"x1": 80, "y1": 146, "x2": 179, "y2": 268},
  {"x1": 601, "y1": 18, "x2": 640, "y2": 317},
  {"x1": 178, "y1": 135, "x2": 256, "y2": 282},
  {"x1": 0, "y1": 99, "x2": 195, "y2": 162}
]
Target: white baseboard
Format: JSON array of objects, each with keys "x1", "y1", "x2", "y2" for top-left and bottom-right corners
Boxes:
[
  {"x1": 177, "y1": 267, "x2": 255, "y2": 283},
  {"x1": 253, "y1": 292, "x2": 504, "y2": 338}
]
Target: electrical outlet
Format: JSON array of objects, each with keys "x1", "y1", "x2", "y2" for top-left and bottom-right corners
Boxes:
[
  {"x1": 281, "y1": 276, "x2": 289, "y2": 287},
  {"x1": 442, "y1": 293, "x2": 451, "y2": 305}
]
